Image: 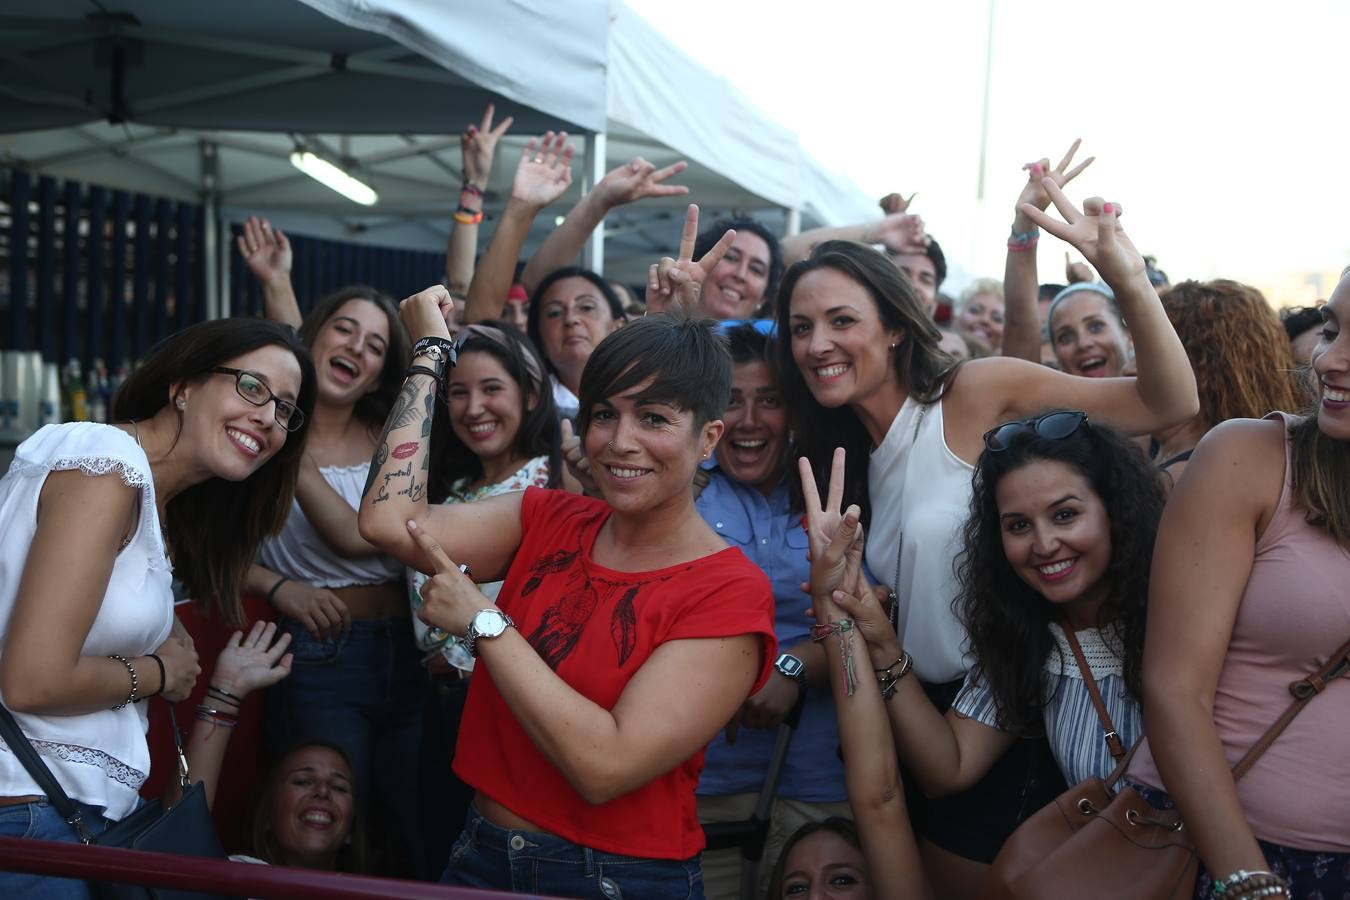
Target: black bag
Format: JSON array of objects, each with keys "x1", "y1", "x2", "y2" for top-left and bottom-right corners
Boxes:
[{"x1": 0, "y1": 700, "x2": 235, "y2": 900}]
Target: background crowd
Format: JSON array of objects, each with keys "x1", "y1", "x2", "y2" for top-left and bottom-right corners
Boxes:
[{"x1": 0, "y1": 107, "x2": 1344, "y2": 900}]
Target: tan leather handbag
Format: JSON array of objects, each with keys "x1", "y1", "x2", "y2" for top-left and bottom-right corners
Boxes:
[{"x1": 980, "y1": 630, "x2": 1350, "y2": 900}]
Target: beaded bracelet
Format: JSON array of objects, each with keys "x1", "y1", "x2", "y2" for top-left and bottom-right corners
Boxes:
[
  {"x1": 1007, "y1": 224, "x2": 1040, "y2": 253},
  {"x1": 1213, "y1": 870, "x2": 1289, "y2": 899},
  {"x1": 109, "y1": 655, "x2": 139, "y2": 710},
  {"x1": 876, "y1": 651, "x2": 914, "y2": 698}
]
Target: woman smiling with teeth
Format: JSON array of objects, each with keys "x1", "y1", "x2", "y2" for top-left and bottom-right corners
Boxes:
[{"x1": 777, "y1": 180, "x2": 1197, "y2": 891}]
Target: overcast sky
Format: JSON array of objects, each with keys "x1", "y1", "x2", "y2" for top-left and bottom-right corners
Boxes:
[{"x1": 625, "y1": 0, "x2": 1348, "y2": 304}]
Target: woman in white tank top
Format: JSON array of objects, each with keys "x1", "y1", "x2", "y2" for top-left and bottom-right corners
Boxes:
[{"x1": 774, "y1": 180, "x2": 1197, "y2": 892}]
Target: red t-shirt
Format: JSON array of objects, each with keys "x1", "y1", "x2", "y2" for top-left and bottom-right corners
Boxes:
[{"x1": 454, "y1": 487, "x2": 776, "y2": 859}]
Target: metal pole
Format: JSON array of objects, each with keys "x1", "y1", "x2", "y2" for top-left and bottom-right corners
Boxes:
[
  {"x1": 975, "y1": 0, "x2": 995, "y2": 201},
  {"x1": 581, "y1": 131, "x2": 607, "y2": 275},
  {"x1": 785, "y1": 208, "x2": 802, "y2": 237},
  {"x1": 200, "y1": 140, "x2": 222, "y2": 319}
]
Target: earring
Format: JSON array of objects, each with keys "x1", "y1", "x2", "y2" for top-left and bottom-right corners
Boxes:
[
  {"x1": 176, "y1": 398, "x2": 186, "y2": 409},
  {"x1": 889, "y1": 342, "x2": 899, "y2": 350}
]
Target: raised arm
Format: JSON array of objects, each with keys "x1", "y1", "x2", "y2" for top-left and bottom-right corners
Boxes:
[
  {"x1": 955, "y1": 183, "x2": 1198, "y2": 438},
  {"x1": 519, "y1": 156, "x2": 688, "y2": 293},
  {"x1": 357, "y1": 285, "x2": 525, "y2": 580},
  {"x1": 1142, "y1": 419, "x2": 1285, "y2": 879},
  {"x1": 463, "y1": 133, "x2": 575, "y2": 325},
  {"x1": 801, "y1": 454, "x2": 927, "y2": 898},
  {"x1": 182, "y1": 621, "x2": 292, "y2": 809},
  {"x1": 237, "y1": 216, "x2": 302, "y2": 330},
  {"x1": 1002, "y1": 141, "x2": 1094, "y2": 363},
  {"x1": 446, "y1": 104, "x2": 513, "y2": 294},
  {"x1": 407, "y1": 522, "x2": 760, "y2": 806},
  {"x1": 780, "y1": 206, "x2": 928, "y2": 267},
  {"x1": 801, "y1": 453, "x2": 1013, "y2": 799}
]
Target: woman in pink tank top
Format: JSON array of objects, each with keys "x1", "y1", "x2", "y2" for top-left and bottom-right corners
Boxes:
[{"x1": 1135, "y1": 271, "x2": 1350, "y2": 899}]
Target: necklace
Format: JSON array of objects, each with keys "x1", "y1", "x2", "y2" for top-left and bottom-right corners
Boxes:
[{"x1": 128, "y1": 420, "x2": 172, "y2": 554}]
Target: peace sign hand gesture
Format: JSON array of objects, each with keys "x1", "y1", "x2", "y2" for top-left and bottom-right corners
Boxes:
[
  {"x1": 1016, "y1": 138, "x2": 1094, "y2": 213},
  {"x1": 800, "y1": 449, "x2": 904, "y2": 668},
  {"x1": 594, "y1": 157, "x2": 689, "y2": 211},
  {"x1": 510, "y1": 132, "x2": 575, "y2": 210},
  {"x1": 1019, "y1": 183, "x2": 1144, "y2": 288},
  {"x1": 462, "y1": 103, "x2": 514, "y2": 188},
  {"x1": 645, "y1": 204, "x2": 735, "y2": 315},
  {"x1": 405, "y1": 520, "x2": 489, "y2": 637}
]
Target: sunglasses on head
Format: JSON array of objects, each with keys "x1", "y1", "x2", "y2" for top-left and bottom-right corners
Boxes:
[{"x1": 983, "y1": 411, "x2": 1088, "y2": 452}]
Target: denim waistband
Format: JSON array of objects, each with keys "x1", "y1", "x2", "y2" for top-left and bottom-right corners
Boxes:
[{"x1": 462, "y1": 805, "x2": 693, "y2": 868}]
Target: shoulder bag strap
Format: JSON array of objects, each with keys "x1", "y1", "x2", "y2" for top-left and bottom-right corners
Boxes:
[
  {"x1": 1060, "y1": 626, "x2": 1127, "y2": 761},
  {"x1": 0, "y1": 704, "x2": 95, "y2": 842},
  {"x1": 1230, "y1": 634, "x2": 1350, "y2": 782}
]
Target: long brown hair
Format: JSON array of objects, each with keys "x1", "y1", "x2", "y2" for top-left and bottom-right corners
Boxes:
[
  {"x1": 775, "y1": 240, "x2": 957, "y2": 523},
  {"x1": 1162, "y1": 280, "x2": 1308, "y2": 427},
  {"x1": 112, "y1": 318, "x2": 316, "y2": 626},
  {"x1": 297, "y1": 285, "x2": 411, "y2": 429}
]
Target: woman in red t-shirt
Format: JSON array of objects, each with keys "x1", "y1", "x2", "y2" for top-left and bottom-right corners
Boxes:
[{"x1": 359, "y1": 269, "x2": 776, "y2": 897}]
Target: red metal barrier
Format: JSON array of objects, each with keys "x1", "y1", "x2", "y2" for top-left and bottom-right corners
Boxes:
[{"x1": 0, "y1": 836, "x2": 560, "y2": 899}]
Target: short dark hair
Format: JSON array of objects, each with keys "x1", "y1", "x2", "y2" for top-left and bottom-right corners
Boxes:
[
  {"x1": 297, "y1": 285, "x2": 411, "y2": 429},
  {"x1": 722, "y1": 321, "x2": 772, "y2": 366},
  {"x1": 693, "y1": 217, "x2": 784, "y2": 316},
  {"x1": 926, "y1": 236, "x2": 948, "y2": 287},
  {"x1": 957, "y1": 411, "x2": 1165, "y2": 736},
  {"x1": 427, "y1": 320, "x2": 562, "y2": 502},
  {"x1": 1038, "y1": 283, "x2": 1066, "y2": 303},
  {"x1": 112, "y1": 317, "x2": 317, "y2": 626},
  {"x1": 577, "y1": 314, "x2": 730, "y2": 434},
  {"x1": 527, "y1": 267, "x2": 625, "y2": 375},
  {"x1": 1280, "y1": 304, "x2": 1324, "y2": 341}
]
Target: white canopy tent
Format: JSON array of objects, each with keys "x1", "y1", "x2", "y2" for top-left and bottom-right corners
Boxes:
[{"x1": 0, "y1": 0, "x2": 875, "y2": 307}]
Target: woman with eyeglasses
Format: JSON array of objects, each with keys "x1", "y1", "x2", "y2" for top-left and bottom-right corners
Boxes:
[
  {"x1": 777, "y1": 182, "x2": 1196, "y2": 894},
  {"x1": 0, "y1": 318, "x2": 315, "y2": 898},
  {"x1": 235, "y1": 218, "x2": 437, "y2": 876},
  {"x1": 803, "y1": 414, "x2": 1164, "y2": 874}
]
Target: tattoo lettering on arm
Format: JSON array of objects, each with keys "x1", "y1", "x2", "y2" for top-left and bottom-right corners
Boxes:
[{"x1": 362, "y1": 378, "x2": 424, "y2": 500}]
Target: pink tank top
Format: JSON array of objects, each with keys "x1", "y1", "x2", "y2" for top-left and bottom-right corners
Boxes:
[{"x1": 1130, "y1": 413, "x2": 1350, "y2": 851}]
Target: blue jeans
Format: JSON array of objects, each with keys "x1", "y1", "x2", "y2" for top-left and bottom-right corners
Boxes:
[
  {"x1": 443, "y1": 805, "x2": 705, "y2": 899},
  {"x1": 265, "y1": 616, "x2": 429, "y2": 875},
  {"x1": 0, "y1": 798, "x2": 113, "y2": 899}
]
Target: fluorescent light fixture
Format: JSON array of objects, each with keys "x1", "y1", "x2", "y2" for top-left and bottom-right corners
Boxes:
[{"x1": 289, "y1": 151, "x2": 378, "y2": 206}]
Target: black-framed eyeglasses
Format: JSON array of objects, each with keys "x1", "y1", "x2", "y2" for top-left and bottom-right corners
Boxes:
[
  {"x1": 210, "y1": 367, "x2": 305, "y2": 432},
  {"x1": 983, "y1": 411, "x2": 1087, "y2": 452}
]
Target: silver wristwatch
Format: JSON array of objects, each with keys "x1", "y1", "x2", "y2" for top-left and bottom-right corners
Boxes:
[
  {"x1": 774, "y1": 653, "x2": 807, "y2": 686},
  {"x1": 465, "y1": 608, "x2": 514, "y2": 657}
]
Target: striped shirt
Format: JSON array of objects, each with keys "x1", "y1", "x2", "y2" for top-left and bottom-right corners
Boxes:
[{"x1": 953, "y1": 624, "x2": 1142, "y2": 786}]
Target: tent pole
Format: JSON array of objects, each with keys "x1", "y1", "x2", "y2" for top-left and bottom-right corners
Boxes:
[
  {"x1": 581, "y1": 132, "x2": 607, "y2": 275},
  {"x1": 200, "y1": 140, "x2": 222, "y2": 320},
  {"x1": 785, "y1": 208, "x2": 802, "y2": 237}
]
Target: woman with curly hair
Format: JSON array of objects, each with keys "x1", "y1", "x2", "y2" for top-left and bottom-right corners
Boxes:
[
  {"x1": 822, "y1": 410, "x2": 1166, "y2": 826},
  {"x1": 1150, "y1": 280, "x2": 1308, "y2": 481}
]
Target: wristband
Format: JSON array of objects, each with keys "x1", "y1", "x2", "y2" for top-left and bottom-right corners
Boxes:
[
  {"x1": 453, "y1": 207, "x2": 484, "y2": 225},
  {"x1": 411, "y1": 336, "x2": 454, "y2": 358},
  {"x1": 265, "y1": 576, "x2": 289, "y2": 605},
  {"x1": 460, "y1": 183, "x2": 484, "y2": 198},
  {"x1": 146, "y1": 653, "x2": 167, "y2": 699},
  {"x1": 109, "y1": 655, "x2": 139, "y2": 710}
]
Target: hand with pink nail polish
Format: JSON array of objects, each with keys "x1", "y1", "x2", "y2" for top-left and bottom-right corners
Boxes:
[
  {"x1": 1016, "y1": 138, "x2": 1095, "y2": 214},
  {"x1": 1019, "y1": 183, "x2": 1145, "y2": 289}
]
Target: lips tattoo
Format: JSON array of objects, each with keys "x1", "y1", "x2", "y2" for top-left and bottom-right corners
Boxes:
[{"x1": 392, "y1": 442, "x2": 419, "y2": 460}]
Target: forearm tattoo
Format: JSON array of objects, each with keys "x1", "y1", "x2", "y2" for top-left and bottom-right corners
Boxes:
[{"x1": 363, "y1": 376, "x2": 435, "y2": 504}]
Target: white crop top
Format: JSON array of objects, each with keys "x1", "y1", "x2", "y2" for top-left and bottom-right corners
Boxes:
[
  {"x1": 0, "y1": 423, "x2": 174, "y2": 821},
  {"x1": 259, "y1": 462, "x2": 403, "y2": 588}
]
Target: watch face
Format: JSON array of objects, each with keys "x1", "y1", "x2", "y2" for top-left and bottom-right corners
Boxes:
[
  {"x1": 472, "y1": 608, "x2": 510, "y2": 638},
  {"x1": 775, "y1": 654, "x2": 806, "y2": 681}
]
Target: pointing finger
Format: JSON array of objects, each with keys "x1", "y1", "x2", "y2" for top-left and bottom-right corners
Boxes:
[{"x1": 407, "y1": 520, "x2": 455, "y2": 575}]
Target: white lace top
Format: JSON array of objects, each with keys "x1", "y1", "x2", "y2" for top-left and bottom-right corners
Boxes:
[
  {"x1": 953, "y1": 623, "x2": 1143, "y2": 786},
  {"x1": 0, "y1": 423, "x2": 174, "y2": 820}
]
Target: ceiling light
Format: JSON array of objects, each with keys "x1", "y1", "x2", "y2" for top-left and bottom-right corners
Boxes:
[{"x1": 289, "y1": 150, "x2": 378, "y2": 206}]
